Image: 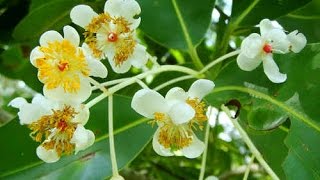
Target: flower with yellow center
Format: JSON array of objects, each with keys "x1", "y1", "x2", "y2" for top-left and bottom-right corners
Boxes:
[
  {"x1": 9, "y1": 94, "x2": 94, "y2": 163},
  {"x1": 131, "y1": 79, "x2": 214, "y2": 158},
  {"x1": 30, "y1": 26, "x2": 108, "y2": 103},
  {"x1": 70, "y1": 0, "x2": 148, "y2": 73}
]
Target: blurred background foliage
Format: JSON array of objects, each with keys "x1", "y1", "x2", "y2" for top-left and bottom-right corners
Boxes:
[{"x1": 1, "y1": 0, "x2": 319, "y2": 179}]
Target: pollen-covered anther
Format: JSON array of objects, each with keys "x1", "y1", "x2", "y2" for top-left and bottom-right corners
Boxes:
[
  {"x1": 158, "y1": 124, "x2": 193, "y2": 150},
  {"x1": 263, "y1": 44, "x2": 272, "y2": 53},
  {"x1": 186, "y1": 98, "x2": 208, "y2": 130},
  {"x1": 107, "y1": 32, "x2": 118, "y2": 42},
  {"x1": 36, "y1": 40, "x2": 90, "y2": 93},
  {"x1": 28, "y1": 106, "x2": 78, "y2": 156}
]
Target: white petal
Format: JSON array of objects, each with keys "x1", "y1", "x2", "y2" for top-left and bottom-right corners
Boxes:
[
  {"x1": 30, "y1": 46, "x2": 44, "y2": 66},
  {"x1": 168, "y1": 102, "x2": 195, "y2": 125},
  {"x1": 263, "y1": 55, "x2": 287, "y2": 83},
  {"x1": 39, "y1": 31, "x2": 63, "y2": 47},
  {"x1": 36, "y1": 146, "x2": 60, "y2": 163},
  {"x1": 237, "y1": 53, "x2": 262, "y2": 71},
  {"x1": 152, "y1": 129, "x2": 174, "y2": 156},
  {"x1": 70, "y1": 5, "x2": 98, "y2": 28},
  {"x1": 131, "y1": 89, "x2": 168, "y2": 119},
  {"x1": 9, "y1": 95, "x2": 53, "y2": 125},
  {"x1": 188, "y1": 79, "x2": 215, "y2": 100},
  {"x1": 8, "y1": 97, "x2": 27, "y2": 109},
  {"x1": 287, "y1": 30, "x2": 307, "y2": 53},
  {"x1": 104, "y1": 0, "x2": 141, "y2": 29},
  {"x1": 71, "y1": 125, "x2": 95, "y2": 153},
  {"x1": 87, "y1": 57, "x2": 108, "y2": 78},
  {"x1": 63, "y1": 25, "x2": 80, "y2": 47},
  {"x1": 109, "y1": 58, "x2": 132, "y2": 74},
  {"x1": 129, "y1": 44, "x2": 148, "y2": 68},
  {"x1": 264, "y1": 29, "x2": 290, "y2": 54},
  {"x1": 165, "y1": 87, "x2": 187, "y2": 102},
  {"x1": 72, "y1": 104, "x2": 90, "y2": 125},
  {"x1": 259, "y1": 19, "x2": 277, "y2": 37},
  {"x1": 240, "y1": 33, "x2": 263, "y2": 58},
  {"x1": 43, "y1": 77, "x2": 92, "y2": 104},
  {"x1": 181, "y1": 135, "x2": 205, "y2": 158}
]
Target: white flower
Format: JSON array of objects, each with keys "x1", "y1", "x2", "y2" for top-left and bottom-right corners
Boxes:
[
  {"x1": 131, "y1": 79, "x2": 214, "y2": 158},
  {"x1": 70, "y1": 0, "x2": 148, "y2": 73},
  {"x1": 9, "y1": 94, "x2": 95, "y2": 163},
  {"x1": 237, "y1": 19, "x2": 307, "y2": 83},
  {"x1": 30, "y1": 25, "x2": 108, "y2": 103}
]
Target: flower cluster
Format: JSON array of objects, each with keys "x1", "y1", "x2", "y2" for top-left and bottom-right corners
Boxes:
[
  {"x1": 237, "y1": 19, "x2": 307, "y2": 83},
  {"x1": 131, "y1": 79, "x2": 215, "y2": 158},
  {"x1": 9, "y1": 0, "x2": 150, "y2": 163}
]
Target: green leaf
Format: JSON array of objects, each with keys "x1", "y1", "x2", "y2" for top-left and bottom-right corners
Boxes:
[
  {"x1": 283, "y1": 118, "x2": 320, "y2": 179},
  {"x1": 247, "y1": 99, "x2": 288, "y2": 130},
  {"x1": 244, "y1": 121, "x2": 288, "y2": 179},
  {"x1": 278, "y1": 1, "x2": 320, "y2": 43},
  {"x1": 137, "y1": 0, "x2": 215, "y2": 49},
  {"x1": 13, "y1": 0, "x2": 83, "y2": 42},
  {"x1": 0, "y1": 95, "x2": 154, "y2": 179},
  {"x1": 231, "y1": 0, "x2": 311, "y2": 27},
  {"x1": 0, "y1": 45, "x2": 42, "y2": 92}
]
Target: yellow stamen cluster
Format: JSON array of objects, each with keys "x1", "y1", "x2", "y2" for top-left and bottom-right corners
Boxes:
[
  {"x1": 186, "y1": 98, "x2": 208, "y2": 130},
  {"x1": 84, "y1": 13, "x2": 136, "y2": 65},
  {"x1": 28, "y1": 106, "x2": 78, "y2": 156},
  {"x1": 36, "y1": 40, "x2": 90, "y2": 93},
  {"x1": 153, "y1": 112, "x2": 193, "y2": 151}
]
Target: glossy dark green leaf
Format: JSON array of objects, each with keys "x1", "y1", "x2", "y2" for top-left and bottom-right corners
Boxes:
[
  {"x1": 247, "y1": 100, "x2": 287, "y2": 130},
  {"x1": 137, "y1": 0, "x2": 215, "y2": 49},
  {"x1": 231, "y1": 0, "x2": 311, "y2": 27},
  {"x1": 13, "y1": 0, "x2": 83, "y2": 42},
  {"x1": 0, "y1": 95, "x2": 154, "y2": 179},
  {"x1": 283, "y1": 118, "x2": 320, "y2": 179},
  {"x1": 278, "y1": 1, "x2": 320, "y2": 43}
]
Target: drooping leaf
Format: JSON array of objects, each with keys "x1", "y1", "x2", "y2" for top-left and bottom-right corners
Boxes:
[
  {"x1": 278, "y1": 0, "x2": 320, "y2": 43},
  {"x1": 231, "y1": 0, "x2": 311, "y2": 27},
  {"x1": 13, "y1": 0, "x2": 83, "y2": 42},
  {"x1": 137, "y1": 0, "x2": 215, "y2": 50},
  {"x1": 0, "y1": 95, "x2": 154, "y2": 179}
]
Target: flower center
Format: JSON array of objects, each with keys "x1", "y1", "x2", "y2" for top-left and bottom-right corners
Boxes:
[
  {"x1": 153, "y1": 112, "x2": 193, "y2": 151},
  {"x1": 186, "y1": 98, "x2": 208, "y2": 130},
  {"x1": 107, "y1": 32, "x2": 118, "y2": 42},
  {"x1": 36, "y1": 40, "x2": 89, "y2": 93},
  {"x1": 263, "y1": 44, "x2": 273, "y2": 53},
  {"x1": 28, "y1": 106, "x2": 78, "y2": 156},
  {"x1": 58, "y1": 62, "x2": 69, "y2": 71}
]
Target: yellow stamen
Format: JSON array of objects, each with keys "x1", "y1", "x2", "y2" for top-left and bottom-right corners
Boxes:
[
  {"x1": 153, "y1": 112, "x2": 193, "y2": 151},
  {"x1": 36, "y1": 40, "x2": 90, "y2": 93},
  {"x1": 84, "y1": 13, "x2": 136, "y2": 65},
  {"x1": 28, "y1": 106, "x2": 78, "y2": 156},
  {"x1": 186, "y1": 98, "x2": 208, "y2": 130}
]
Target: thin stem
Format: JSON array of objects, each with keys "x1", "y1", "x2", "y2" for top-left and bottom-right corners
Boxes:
[
  {"x1": 92, "y1": 78, "x2": 130, "y2": 91},
  {"x1": 108, "y1": 95, "x2": 119, "y2": 177},
  {"x1": 221, "y1": 105, "x2": 280, "y2": 180},
  {"x1": 153, "y1": 75, "x2": 194, "y2": 91},
  {"x1": 198, "y1": 121, "x2": 211, "y2": 180},
  {"x1": 232, "y1": 0, "x2": 260, "y2": 27},
  {"x1": 86, "y1": 65, "x2": 201, "y2": 108},
  {"x1": 213, "y1": 86, "x2": 320, "y2": 132},
  {"x1": 200, "y1": 50, "x2": 241, "y2": 74},
  {"x1": 134, "y1": 78, "x2": 149, "y2": 89},
  {"x1": 89, "y1": 77, "x2": 108, "y2": 93},
  {"x1": 172, "y1": 0, "x2": 204, "y2": 70},
  {"x1": 243, "y1": 155, "x2": 255, "y2": 180}
]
